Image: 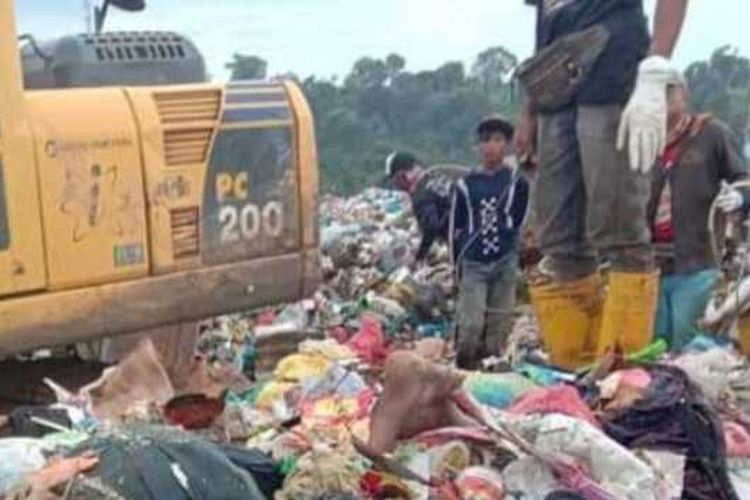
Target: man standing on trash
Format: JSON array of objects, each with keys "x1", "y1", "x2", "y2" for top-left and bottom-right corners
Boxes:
[
  {"x1": 451, "y1": 116, "x2": 530, "y2": 370},
  {"x1": 385, "y1": 151, "x2": 468, "y2": 264},
  {"x1": 515, "y1": 0, "x2": 690, "y2": 368},
  {"x1": 649, "y1": 72, "x2": 749, "y2": 352}
]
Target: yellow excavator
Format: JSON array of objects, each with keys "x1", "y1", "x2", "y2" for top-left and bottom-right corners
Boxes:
[{"x1": 0, "y1": 0, "x2": 320, "y2": 354}]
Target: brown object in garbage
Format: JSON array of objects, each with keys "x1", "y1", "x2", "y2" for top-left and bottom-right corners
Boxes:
[
  {"x1": 367, "y1": 351, "x2": 472, "y2": 454},
  {"x1": 411, "y1": 338, "x2": 449, "y2": 361},
  {"x1": 163, "y1": 392, "x2": 226, "y2": 430},
  {"x1": 26, "y1": 452, "x2": 99, "y2": 491},
  {"x1": 80, "y1": 339, "x2": 174, "y2": 423}
]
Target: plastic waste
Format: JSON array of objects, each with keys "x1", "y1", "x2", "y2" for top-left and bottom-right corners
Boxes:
[
  {"x1": 456, "y1": 466, "x2": 506, "y2": 500},
  {"x1": 502, "y1": 455, "x2": 561, "y2": 498},
  {"x1": 363, "y1": 291, "x2": 407, "y2": 319},
  {"x1": 510, "y1": 413, "x2": 663, "y2": 499},
  {"x1": 429, "y1": 441, "x2": 472, "y2": 479},
  {"x1": 274, "y1": 353, "x2": 331, "y2": 382},
  {"x1": 725, "y1": 421, "x2": 750, "y2": 458},
  {"x1": 728, "y1": 458, "x2": 750, "y2": 499},
  {"x1": 515, "y1": 362, "x2": 576, "y2": 387},
  {"x1": 463, "y1": 372, "x2": 538, "y2": 409},
  {"x1": 0, "y1": 438, "x2": 46, "y2": 494},
  {"x1": 509, "y1": 386, "x2": 600, "y2": 429},
  {"x1": 300, "y1": 363, "x2": 368, "y2": 399},
  {"x1": 347, "y1": 315, "x2": 389, "y2": 365}
]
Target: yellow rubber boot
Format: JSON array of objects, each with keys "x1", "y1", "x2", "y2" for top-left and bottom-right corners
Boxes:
[
  {"x1": 597, "y1": 271, "x2": 659, "y2": 356},
  {"x1": 529, "y1": 274, "x2": 603, "y2": 370}
]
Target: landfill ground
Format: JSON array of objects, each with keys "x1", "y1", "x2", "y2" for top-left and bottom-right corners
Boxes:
[{"x1": 2, "y1": 188, "x2": 750, "y2": 499}]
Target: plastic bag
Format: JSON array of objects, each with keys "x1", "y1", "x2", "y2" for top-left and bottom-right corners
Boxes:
[
  {"x1": 508, "y1": 385, "x2": 600, "y2": 429},
  {"x1": 464, "y1": 372, "x2": 538, "y2": 409},
  {"x1": 275, "y1": 354, "x2": 331, "y2": 382},
  {"x1": 510, "y1": 414, "x2": 662, "y2": 499},
  {"x1": 0, "y1": 438, "x2": 46, "y2": 493},
  {"x1": 456, "y1": 466, "x2": 506, "y2": 500},
  {"x1": 347, "y1": 315, "x2": 389, "y2": 365}
]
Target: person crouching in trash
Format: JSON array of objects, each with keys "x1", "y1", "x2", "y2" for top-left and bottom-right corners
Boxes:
[
  {"x1": 450, "y1": 116, "x2": 530, "y2": 370},
  {"x1": 386, "y1": 151, "x2": 468, "y2": 265},
  {"x1": 648, "y1": 70, "x2": 749, "y2": 352}
]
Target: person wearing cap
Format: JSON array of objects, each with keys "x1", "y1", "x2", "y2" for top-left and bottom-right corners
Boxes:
[
  {"x1": 450, "y1": 116, "x2": 530, "y2": 369},
  {"x1": 516, "y1": 0, "x2": 690, "y2": 369},
  {"x1": 649, "y1": 72, "x2": 749, "y2": 351},
  {"x1": 385, "y1": 151, "x2": 468, "y2": 263}
]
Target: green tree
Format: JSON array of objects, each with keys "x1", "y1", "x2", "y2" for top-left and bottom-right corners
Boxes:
[
  {"x1": 226, "y1": 53, "x2": 268, "y2": 80},
  {"x1": 300, "y1": 48, "x2": 521, "y2": 194},
  {"x1": 471, "y1": 46, "x2": 518, "y2": 91},
  {"x1": 685, "y1": 46, "x2": 750, "y2": 146}
]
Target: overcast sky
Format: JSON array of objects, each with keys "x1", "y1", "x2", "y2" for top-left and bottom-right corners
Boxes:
[{"x1": 15, "y1": 1, "x2": 750, "y2": 81}]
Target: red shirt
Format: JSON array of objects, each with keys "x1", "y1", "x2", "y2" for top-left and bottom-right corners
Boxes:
[{"x1": 652, "y1": 143, "x2": 681, "y2": 243}]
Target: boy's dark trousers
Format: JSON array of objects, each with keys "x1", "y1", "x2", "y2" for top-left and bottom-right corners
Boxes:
[{"x1": 455, "y1": 252, "x2": 518, "y2": 370}]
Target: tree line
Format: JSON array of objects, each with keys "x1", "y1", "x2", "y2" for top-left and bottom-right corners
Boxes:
[{"x1": 226, "y1": 45, "x2": 750, "y2": 195}]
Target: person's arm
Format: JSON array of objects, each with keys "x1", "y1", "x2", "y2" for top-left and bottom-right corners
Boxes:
[
  {"x1": 414, "y1": 194, "x2": 443, "y2": 262},
  {"x1": 715, "y1": 124, "x2": 750, "y2": 210},
  {"x1": 514, "y1": 101, "x2": 537, "y2": 167},
  {"x1": 449, "y1": 181, "x2": 469, "y2": 263},
  {"x1": 649, "y1": 0, "x2": 689, "y2": 58},
  {"x1": 510, "y1": 177, "x2": 531, "y2": 230}
]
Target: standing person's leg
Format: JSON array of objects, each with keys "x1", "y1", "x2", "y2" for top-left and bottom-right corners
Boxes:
[
  {"x1": 484, "y1": 253, "x2": 519, "y2": 360},
  {"x1": 670, "y1": 269, "x2": 720, "y2": 351},
  {"x1": 529, "y1": 108, "x2": 602, "y2": 370},
  {"x1": 577, "y1": 105, "x2": 657, "y2": 356},
  {"x1": 456, "y1": 261, "x2": 489, "y2": 370},
  {"x1": 534, "y1": 108, "x2": 598, "y2": 280},
  {"x1": 654, "y1": 275, "x2": 676, "y2": 346}
]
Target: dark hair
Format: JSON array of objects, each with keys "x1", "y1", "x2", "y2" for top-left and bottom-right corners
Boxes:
[
  {"x1": 476, "y1": 115, "x2": 514, "y2": 141},
  {"x1": 385, "y1": 151, "x2": 418, "y2": 177}
]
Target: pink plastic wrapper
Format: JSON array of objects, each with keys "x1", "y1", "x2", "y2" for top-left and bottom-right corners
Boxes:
[
  {"x1": 509, "y1": 385, "x2": 600, "y2": 429},
  {"x1": 725, "y1": 421, "x2": 750, "y2": 457},
  {"x1": 413, "y1": 426, "x2": 495, "y2": 449},
  {"x1": 347, "y1": 315, "x2": 389, "y2": 365},
  {"x1": 456, "y1": 466, "x2": 506, "y2": 500}
]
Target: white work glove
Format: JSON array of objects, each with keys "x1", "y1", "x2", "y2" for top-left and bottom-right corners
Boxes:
[
  {"x1": 717, "y1": 183, "x2": 744, "y2": 213},
  {"x1": 617, "y1": 56, "x2": 674, "y2": 174}
]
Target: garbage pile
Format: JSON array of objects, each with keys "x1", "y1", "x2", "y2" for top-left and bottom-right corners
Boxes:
[{"x1": 2, "y1": 188, "x2": 750, "y2": 499}]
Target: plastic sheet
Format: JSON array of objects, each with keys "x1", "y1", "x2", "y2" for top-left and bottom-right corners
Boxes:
[
  {"x1": 464, "y1": 372, "x2": 538, "y2": 409},
  {"x1": 0, "y1": 438, "x2": 46, "y2": 494},
  {"x1": 510, "y1": 414, "x2": 663, "y2": 499},
  {"x1": 509, "y1": 386, "x2": 600, "y2": 429}
]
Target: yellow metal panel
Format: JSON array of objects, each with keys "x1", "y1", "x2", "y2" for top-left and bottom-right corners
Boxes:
[
  {"x1": 0, "y1": 133, "x2": 47, "y2": 297},
  {"x1": 0, "y1": 0, "x2": 47, "y2": 297},
  {"x1": 284, "y1": 81, "x2": 319, "y2": 248},
  {"x1": 126, "y1": 85, "x2": 222, "y2": 273},
  {"x1": 26, "y1": 88, "x2": 149, "y2": 290}
]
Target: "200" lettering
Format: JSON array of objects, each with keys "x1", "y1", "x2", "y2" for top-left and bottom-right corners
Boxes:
[{"x1": 219, "y1": 202, "x2": 284, "y2": 244}]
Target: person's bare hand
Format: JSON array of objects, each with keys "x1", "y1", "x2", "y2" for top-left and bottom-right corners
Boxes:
[{"x1": 514, "y1": 108, "x2": 537, "y2": 165}]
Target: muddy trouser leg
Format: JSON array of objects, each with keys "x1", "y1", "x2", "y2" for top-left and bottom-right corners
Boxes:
[
  {"x1": 457, "y1": 261, "x2": 489, "y2": 370},
  {"x1": 535, "y1": 108, "x2": 598, "y2": 281},
  {"x1": 483, "y1": 253, "x2": 518, "y2": 359},
  {"x1": 577, "y1": 105, "x2": 657, "y2": 354},
  {"x1": 576, "y1": 105, "x2": 653, "y2": 271}
]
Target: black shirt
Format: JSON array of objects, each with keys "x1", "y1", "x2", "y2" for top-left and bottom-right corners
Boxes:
[
  {"x1": 411, "y1": 165, "x2": 469, "y2": 261},
  {"x1": 529, "y1": 0, "x2": 650, "y2": 108}
]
